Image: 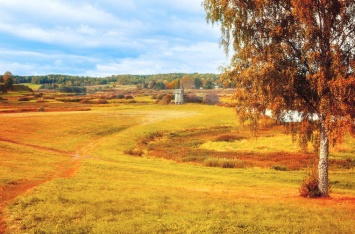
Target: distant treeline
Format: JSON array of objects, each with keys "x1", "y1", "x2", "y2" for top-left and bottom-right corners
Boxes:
[{"x1": 11, "y1": 73, "x2": 233, "y2": 91}]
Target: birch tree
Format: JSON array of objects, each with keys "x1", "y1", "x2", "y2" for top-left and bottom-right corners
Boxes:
[{"x1": 204, "y1": 0, "x2": 355, "y2": 197}]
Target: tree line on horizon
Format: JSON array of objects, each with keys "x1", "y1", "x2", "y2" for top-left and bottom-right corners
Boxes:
[{"x1": 1, "y1": 73, "x2": 232, "y2": 91}]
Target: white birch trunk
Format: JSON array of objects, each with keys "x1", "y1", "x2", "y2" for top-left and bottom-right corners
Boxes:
[{"x1": 318, "y1": 121, "x2": 329, "y2": 197}]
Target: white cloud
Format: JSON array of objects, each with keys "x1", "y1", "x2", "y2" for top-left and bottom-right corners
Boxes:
[
  {"x1": 0, "y1": 0, "x2": 144, "y2": 48},
  {"x1": 86, "y1": 42, "x2": 227, "y2": 77},
  {"x1": 0, "y1": 0, "x2": 226, "y2": 76},
  {"x1": 0, "y1": 1, "x2": 117, "y2": 25},
  {"x1": 0, "y1": 48, "x2": 100, "y2": 76}
]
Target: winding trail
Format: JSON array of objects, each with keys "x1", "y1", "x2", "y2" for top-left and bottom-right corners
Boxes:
[
  {"x1": 0, "y1": 110, "x2": 198, "y2": 233},
  {"x1": 0, "y1": 140, "x2": 80, "y2": 233}
]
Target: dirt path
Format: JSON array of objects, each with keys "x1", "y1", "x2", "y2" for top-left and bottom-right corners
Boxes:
[
  {"x1": 0, "y1": 140, "x2": 80, "y2": 233},
  {"x1": 0, "y1": 110, "x2": 198, "y2": 233}
]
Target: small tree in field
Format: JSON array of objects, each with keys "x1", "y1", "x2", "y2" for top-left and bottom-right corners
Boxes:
[
  {"x1": 204, "y1": 0, "x2": 355, "y2": 197},
  {"x1": 3, "y1": 71, "x2": 14, "y2": 93}
]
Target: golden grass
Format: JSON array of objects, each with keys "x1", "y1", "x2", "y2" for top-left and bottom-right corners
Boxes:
[{"x1": 1, "y1": 103, "x2": 354, "y2": 233}]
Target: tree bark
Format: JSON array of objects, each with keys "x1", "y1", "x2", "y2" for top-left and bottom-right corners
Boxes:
[{"x1": 318, "y1": 121, "x2": 329, "y2": 197}]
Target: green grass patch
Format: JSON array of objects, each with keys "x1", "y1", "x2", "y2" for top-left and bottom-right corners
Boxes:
[{"x1": 21, "y1": 83, "x2": 42, "y2": 91}]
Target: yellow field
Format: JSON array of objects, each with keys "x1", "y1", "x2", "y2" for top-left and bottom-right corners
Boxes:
[{"x1": 1, "y1": 103, "x2": 354, "y2": 233}]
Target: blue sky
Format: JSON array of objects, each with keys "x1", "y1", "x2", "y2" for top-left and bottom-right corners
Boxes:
[{"x1": 0, "y1": 0, "x2": 227, "y2": 77}]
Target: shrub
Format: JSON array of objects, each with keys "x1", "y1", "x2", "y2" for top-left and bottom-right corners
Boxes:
[
  {"x1": 215, "y1": 134, "x2": 244, "y2": 142},
  {"x1": 43, "y1": 95, "x2": 55, "y2": 99},
  {"x1": 80, "y1": 99, "x2": 92, "y2": 104},
  {"x1": 38, "y1": 106, "x2": 45, "y2": 112},
  {"x1": 104, "y1": 94, "x2": 116, "y2": 100},
  {"x1": 117, "y1": 94, "x2": 125, "y2": 99},
  {"x1": 272, "y1": 165, "x2": 288, "y2": 171},
  {"x1": 34, "y1": 93, "x2": 43, "y2": 98},
  {"x1": 138, "y1": 131, "x2": 164, "y2": 145},
  {"x1": 125, "y1": 95, "x2": 134, "y2": 99},
  {"x1": 299, "y1": 165, "x2": 322, "y2": 198},
  {"x1": 160, "y1": 94, "x2": 173, "y2": 105},
  {"x1": 204, "y1": 158, "x2": 240, "y2": 168},
  {"x1": 157, "y1": 93, "x2": 166, "y2": 100},
  {"x1": 203, "y1": 92, "x2": 220, "y2": 105},
  {"x1": 18, "y1": 97, "x2": 30, "y2": 101},
  {"x1": 181, "y1": 155, "x2": 207, "y2": 163},
  {"x1": 185, "y1": 93, "x2": 203, "y2": 103},
  {"x1": 95, "y1": 99, "x2": 108, "y2": 104},
  {"x1": 124, "y1": 148, "x2": 144, "y2": 157}
]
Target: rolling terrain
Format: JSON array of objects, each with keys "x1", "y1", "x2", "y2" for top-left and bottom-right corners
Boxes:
[{"x1": 1, "y1": 101, "x2": 354, "y2": 233}]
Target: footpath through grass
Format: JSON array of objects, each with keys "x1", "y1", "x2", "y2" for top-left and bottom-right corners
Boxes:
[{"x1": 1, "y1": 104, "x2": 355, "y2": 233}]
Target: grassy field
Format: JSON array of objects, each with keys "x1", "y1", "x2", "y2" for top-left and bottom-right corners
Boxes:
[{"x1": 1, "y1": 103, "x2": 354, "y2": 233}]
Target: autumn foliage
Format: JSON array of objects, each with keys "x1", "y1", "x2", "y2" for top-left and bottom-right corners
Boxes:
[{"x1": 204, "y1": 0, "x2": 355, "y2": 197}]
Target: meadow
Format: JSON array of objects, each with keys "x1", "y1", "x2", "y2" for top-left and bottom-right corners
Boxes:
[{"x1": 0, "y1": 91, "x2": 354, "y2": 233}]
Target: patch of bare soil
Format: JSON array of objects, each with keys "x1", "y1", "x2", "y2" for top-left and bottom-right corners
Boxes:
[
  {"x1": 0, "y1": 142, "x2": 81, "y2": 233},
  {"x1": 0, "y1": 162, "x2": 81, "y2": 233}
]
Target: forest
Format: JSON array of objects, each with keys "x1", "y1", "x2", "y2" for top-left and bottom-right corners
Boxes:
[{"x1": 0, "y1": 73, "x2": 224, "y2": 91}]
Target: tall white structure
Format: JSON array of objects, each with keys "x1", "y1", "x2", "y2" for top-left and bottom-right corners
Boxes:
[{"x1": 174, "y1": 89, "x2": 184, "y2": 104}]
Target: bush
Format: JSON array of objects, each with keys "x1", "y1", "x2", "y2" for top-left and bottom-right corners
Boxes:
[
  {"x1": 204, "y1": 158, "x2": 245, "y2": 168},
  {"x1": 38, "y1": 106, "x2": 45, "y2": 112},
  {"x1": 80, "y1": 99, "x2": 92, "y2": 104},
  {"x1": 95, "y1": 99, "x2": 108, "y2": 104},
  {"x1": 185, "y1": 93, "x2": 203, "y2": 103},
  {"x1": 138, "y1": 131, "x2": 164, "y2": 145},
  {"x1": 160, "y1": 94, "x2": 173, "y2": 105},
  {"x1": 43, "y1": 95, "x2": 55, "y2": 99},
  {"x1": 124, "y1": 148, "x2": 144, "y2": 156},
  {"x1": 55, "y1": 98, "x2": 83, "y2": 102},
  {"x1": 125, "y1": 95, "x2": 134, "y2": 99},
  {"x1": 157, "y1": 94, "x2": 166, "y2": 100},
  {"x1": 117, "y1": 94, "x2": 125, "y2": 99},
  {"x1": 107, "y1": 94, "x2": 116, "y2": 99},
  {"x1": 272, "y1": 165, "x2": 288, "y2": 171},
  {"x1": 34, "y1": 93, "x2": 43, "y2": 98},
  {"x1": 203, "y1": 92, "x2": 220, "y2": 105},
  {"x1": 215, "y1": 134, "x2": 244, "y2": 142},
  {"x1": 18, "y1": 97, "x2": 30, "y2": 101},
  {"x1": 299, "y1": 165, "x2": 322, "y2": 198}
]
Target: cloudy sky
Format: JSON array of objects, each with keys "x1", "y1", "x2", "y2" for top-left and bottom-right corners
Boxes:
[{"x1": 0, "y1": 0, "x2": 227, "y2": 77}]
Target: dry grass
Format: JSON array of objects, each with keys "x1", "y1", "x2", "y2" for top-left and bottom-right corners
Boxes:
[{"x1": 0, "y1": 97, "x2": 354, "y2": 233}]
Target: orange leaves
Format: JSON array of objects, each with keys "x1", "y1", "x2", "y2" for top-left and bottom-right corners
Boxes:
[{"x1": 204, "y1": 0, "x2": 355, "y2": 136}]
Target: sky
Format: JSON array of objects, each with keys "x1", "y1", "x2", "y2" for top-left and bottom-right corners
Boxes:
[{"x1": 0, "y1": 0, "x2": 227, "y2": 77}]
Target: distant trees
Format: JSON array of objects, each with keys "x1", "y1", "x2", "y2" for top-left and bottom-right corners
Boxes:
[
  {"x1": 10, "y1": 73, "x2": 219, "y2": 91},
  {"x1": 203, "y1": 79, "x2": 214, "y2": 89},
  {"x1": 204, "y1": 0, "x2": 355, "y2": 197},
  {"x1": 154, "y1": 82, "x2": 166, "y2": 90},
  {"x1": 180, "y1": 75, "x2": 194, "y2": 89},
  {"x1": 194, "y1": 78, "x2": 203, "y2": 89},
  {"x1": 166, "y1": 79, "x2": 180, "y2": 89},
  {"x1": 58, "y1": 86, "x2": 86, "y2": 93}
]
